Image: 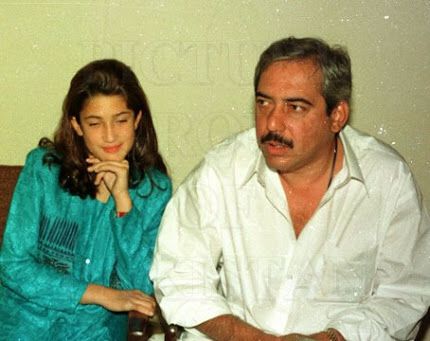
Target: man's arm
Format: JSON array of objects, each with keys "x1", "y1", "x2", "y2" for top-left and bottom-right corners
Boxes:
[
  {"x1": 325, "y1": 170, "x2": 430, "y2": 339},
  {"x1": 197, "y1": 314, "x2": 280, "y2": 341},
  {"x1": 197, "y1": 314, "x2": 345, "y2": 341},
  {"x1": 150, "y1": 161, "x2": 232, "y2": 327}
]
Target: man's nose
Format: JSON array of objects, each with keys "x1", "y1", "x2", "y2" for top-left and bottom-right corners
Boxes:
[{"x1": 266, "y1": 103, "x2": 285, "y2": 132}]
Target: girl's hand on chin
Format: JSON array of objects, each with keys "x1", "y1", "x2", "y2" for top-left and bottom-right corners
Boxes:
[
  {"x1": 86, "y1": 156, "x2": 132, "y2": 213},
  {"x1": 87, "y1": 158, "x2": 128, "y2": 192}
]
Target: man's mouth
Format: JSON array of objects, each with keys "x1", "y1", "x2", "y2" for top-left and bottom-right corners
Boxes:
[
  {"x1": 267, "y1": 141, "x2": 287, "y2": 148},
  {"x1": 260, "y1": 132, "x2": 294, "y2": 149},
  {"x1": 264, "y1": 142, "x2": 292, "y2": 156}
]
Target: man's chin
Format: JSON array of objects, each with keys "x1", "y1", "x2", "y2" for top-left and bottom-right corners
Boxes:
[
  {"x1": 263, "y1": 155, "x2": 295, "y2": 174},
  {"x1": 264, "y1": 159, "x2": 287, "y2": 173}
]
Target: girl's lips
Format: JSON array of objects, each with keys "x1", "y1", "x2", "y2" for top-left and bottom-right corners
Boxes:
[{"x1": 103, "y1": 144, "x2": 122, "y2": 153}]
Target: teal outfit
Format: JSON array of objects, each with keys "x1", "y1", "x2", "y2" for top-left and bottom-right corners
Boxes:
[{"x1": 0, "y1": 148, "x2": 171, "y2": 340}]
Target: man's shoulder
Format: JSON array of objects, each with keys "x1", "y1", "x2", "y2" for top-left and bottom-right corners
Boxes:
[
  {"x1": 181, "y1": 128, "x2": 259, "y2": 187},
  {"x1": 344, "y1": 126, "x2": 407, "y2": 164},
  {"x1": 205, "y1": 128, "x2": 258, "y2": 161},
  {"x1": 344, "y1": 126, "x2": 414, "y2": 182},
  {"x1": 203, "y1": 128, "x2": 259, "y2": 170}
]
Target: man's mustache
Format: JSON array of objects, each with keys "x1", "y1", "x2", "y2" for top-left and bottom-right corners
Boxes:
[{"x1": 260, "y1": 132, "x2": 294, "y2": 149}]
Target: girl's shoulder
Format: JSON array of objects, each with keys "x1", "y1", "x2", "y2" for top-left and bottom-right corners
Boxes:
[
  {"x1": 24, "y1": 147, "x2": 60, "y2": 177},
  {"x1": 147, "y1": 168, "x2": 171, "y2": 187},
  {"x1": 136, "y1": 168, "x2": 172, "y2": 199}
]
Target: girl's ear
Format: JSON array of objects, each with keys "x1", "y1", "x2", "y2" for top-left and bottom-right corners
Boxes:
[
  {"x1": 134, "y1": 111, "x2": 142, "y2": 130},
  {"x1": 330, "y1": 101, "x2": 349, "y2": 133},
  {"x1": 71, "y1": 116, "x2": 84, "y2": 136}
]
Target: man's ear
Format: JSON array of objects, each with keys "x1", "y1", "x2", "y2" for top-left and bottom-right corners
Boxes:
[
  {"x1": 330, "y1": 101, "x2": 349, "y2": 133},
  {"x1": 134, "y1": 111, "x2": 142, "y2": 130},
  {"x1": 70, "y1": 116, "x2": 84, "y2": 136}
]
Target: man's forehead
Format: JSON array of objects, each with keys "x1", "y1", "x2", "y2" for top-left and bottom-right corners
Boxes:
[
  {"x1": 270, "y1": 58, "x2": 321, "y2": 75},
  {"x1": 258, "y1": 59, "x2": 323, "y2": 90}
]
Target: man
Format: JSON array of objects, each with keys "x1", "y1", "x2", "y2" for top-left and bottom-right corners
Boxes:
[{"x1": 150, "y1": 37, "x2": 430, "y2": 340}]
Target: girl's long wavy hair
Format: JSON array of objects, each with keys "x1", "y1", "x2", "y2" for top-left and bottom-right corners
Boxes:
[{"x1": 40, "y1": 59, "x2": 168, "y2": 198}]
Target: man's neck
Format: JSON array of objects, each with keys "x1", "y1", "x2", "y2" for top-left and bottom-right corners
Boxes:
[
  {"x1": 278, "y1": 138, "x2": 344, "y2": 237},
  {"x1": 280, "y1": 139, "x2": 342, "y2": 191}
]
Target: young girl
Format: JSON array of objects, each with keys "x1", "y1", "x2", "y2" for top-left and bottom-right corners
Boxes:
[{"x1": 0, "y1": 59, "x2": 171, "y2": 340}]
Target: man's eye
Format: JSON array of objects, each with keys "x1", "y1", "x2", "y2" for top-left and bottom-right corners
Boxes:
[
  {"x1": 256, "y1": 98, "x2": 268, "y2": 106},
  {"x1": 116, "y1": 119, "x2": 128, "y2": 124},
  {"x1": 88, "y1": 122, "x2": 100, "y2": 127},
  {"x1": 289, "y1": 104, "x2": 305, "y2": 112}
]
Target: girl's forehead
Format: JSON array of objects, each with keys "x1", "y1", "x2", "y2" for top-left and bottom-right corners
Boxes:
[{"x1": 80, "y1": 94, "x2": 131, "y2": 117}]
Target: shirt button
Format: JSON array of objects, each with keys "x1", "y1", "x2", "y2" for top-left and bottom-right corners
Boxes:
[{"x1": 85, "y1": 258, "x2": 91, "y2": 265}]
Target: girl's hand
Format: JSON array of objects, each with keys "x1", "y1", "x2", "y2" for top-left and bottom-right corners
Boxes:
[
  {"x1": 87, "y1": 156, "x2": 132, "y2": 212},
  {"x1": 81, "y1": 284, "x2": 156, "y2": 316},
  {"x1": 87, "y1": 156, "x2": 129, "y2": 195},
  {"x1": 102, "y1": 289, "x2": 156, "y2": 316}
]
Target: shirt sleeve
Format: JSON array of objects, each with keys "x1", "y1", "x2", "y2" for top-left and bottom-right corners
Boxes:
[
  {"x1": 327, "y1": 171, "x2": 430, "y2": 340},
  {"x1": 110, "y1": 172, "x2": 172, "y2": 295},
  {"x1": 0, "y1": 149, "x2": 87, "y2": 313},
  {"x1": 150, "y1": 161, "x2": 233, "y2": 327}
]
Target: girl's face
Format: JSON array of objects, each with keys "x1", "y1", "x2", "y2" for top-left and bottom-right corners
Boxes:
[{"x1": 71, "y1": 94, "x2": 141, "y2": 162}]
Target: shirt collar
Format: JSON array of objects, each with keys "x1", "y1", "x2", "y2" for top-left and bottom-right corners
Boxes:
[
  {"x1": 339, "y1": 125, "x2": 365, "y2": 184},
  {"x1": 239, "y1": 125, "x2": 366, "y2": 188},
  {"x1": 239, "y1": 146, "x2": 264, "y2": 188}
]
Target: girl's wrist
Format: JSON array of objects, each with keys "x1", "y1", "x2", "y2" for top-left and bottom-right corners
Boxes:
[{"x1": 113, "y1": 193, "x2": 132, "y2": 215}]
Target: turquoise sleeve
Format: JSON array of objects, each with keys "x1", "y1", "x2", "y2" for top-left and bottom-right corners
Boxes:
[
  {"x1": 110, "y1": 173, "x2": 172, "y2": 295},
  {"x1": 0, "y1": 149, "x2": 88, "y2": 313}
]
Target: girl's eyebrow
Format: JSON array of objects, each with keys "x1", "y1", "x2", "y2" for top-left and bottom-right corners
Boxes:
[
  {"x1": 83, "y1": 110, "x2": 133, "y2": 120},
  {"x1": 114, "y1": 111, "x2": 133, "y2": 117}
]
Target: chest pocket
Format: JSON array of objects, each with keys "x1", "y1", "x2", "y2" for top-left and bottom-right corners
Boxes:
[
  {"x1": 310, "y1": 242, "x2": 377, "y2": 302},
  {"x1": 37, "y1": 215, "x2": 79, "y2": 273}
]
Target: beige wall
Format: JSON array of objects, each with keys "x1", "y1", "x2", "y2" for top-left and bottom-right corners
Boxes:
[
  {"x1": 0, "y1": 0, "x2": 429, "y2": 337},
  {"x1": 0, "y1": 0, "x2": 429, "y2": 211}
]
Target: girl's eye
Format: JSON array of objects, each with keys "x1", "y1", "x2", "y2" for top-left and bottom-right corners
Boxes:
[
  {"x1": 88, "y1": 122, "x2": 100, "y2": 127},
  {"x1": 116, "y1": 119, "x2": 128, "y2": 124}
]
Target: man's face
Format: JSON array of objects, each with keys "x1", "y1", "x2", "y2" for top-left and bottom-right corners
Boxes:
[{"x1": 255, "y1": 59, "x2": 340, "y2": 176}]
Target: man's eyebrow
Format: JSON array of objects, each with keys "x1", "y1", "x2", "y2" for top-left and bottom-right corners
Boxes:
[
  {"x1": 255, "y1": 91, "x2": 271, "y2": 98},
  {"x1": 255, "y1": 92, "x2": 314, "y2": 107},
  {"x1": 285, "y1": 97, "x2": 313, "y2": 106}
]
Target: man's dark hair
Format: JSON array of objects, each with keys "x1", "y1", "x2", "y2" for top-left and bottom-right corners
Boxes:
[{"x1": 254, "y1": 37, "x2": 352, "y2": 114}]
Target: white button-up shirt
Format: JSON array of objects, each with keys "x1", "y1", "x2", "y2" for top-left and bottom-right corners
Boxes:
[{"x1": 151, "y1": 126, "x2": 430, "y2": 340}]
